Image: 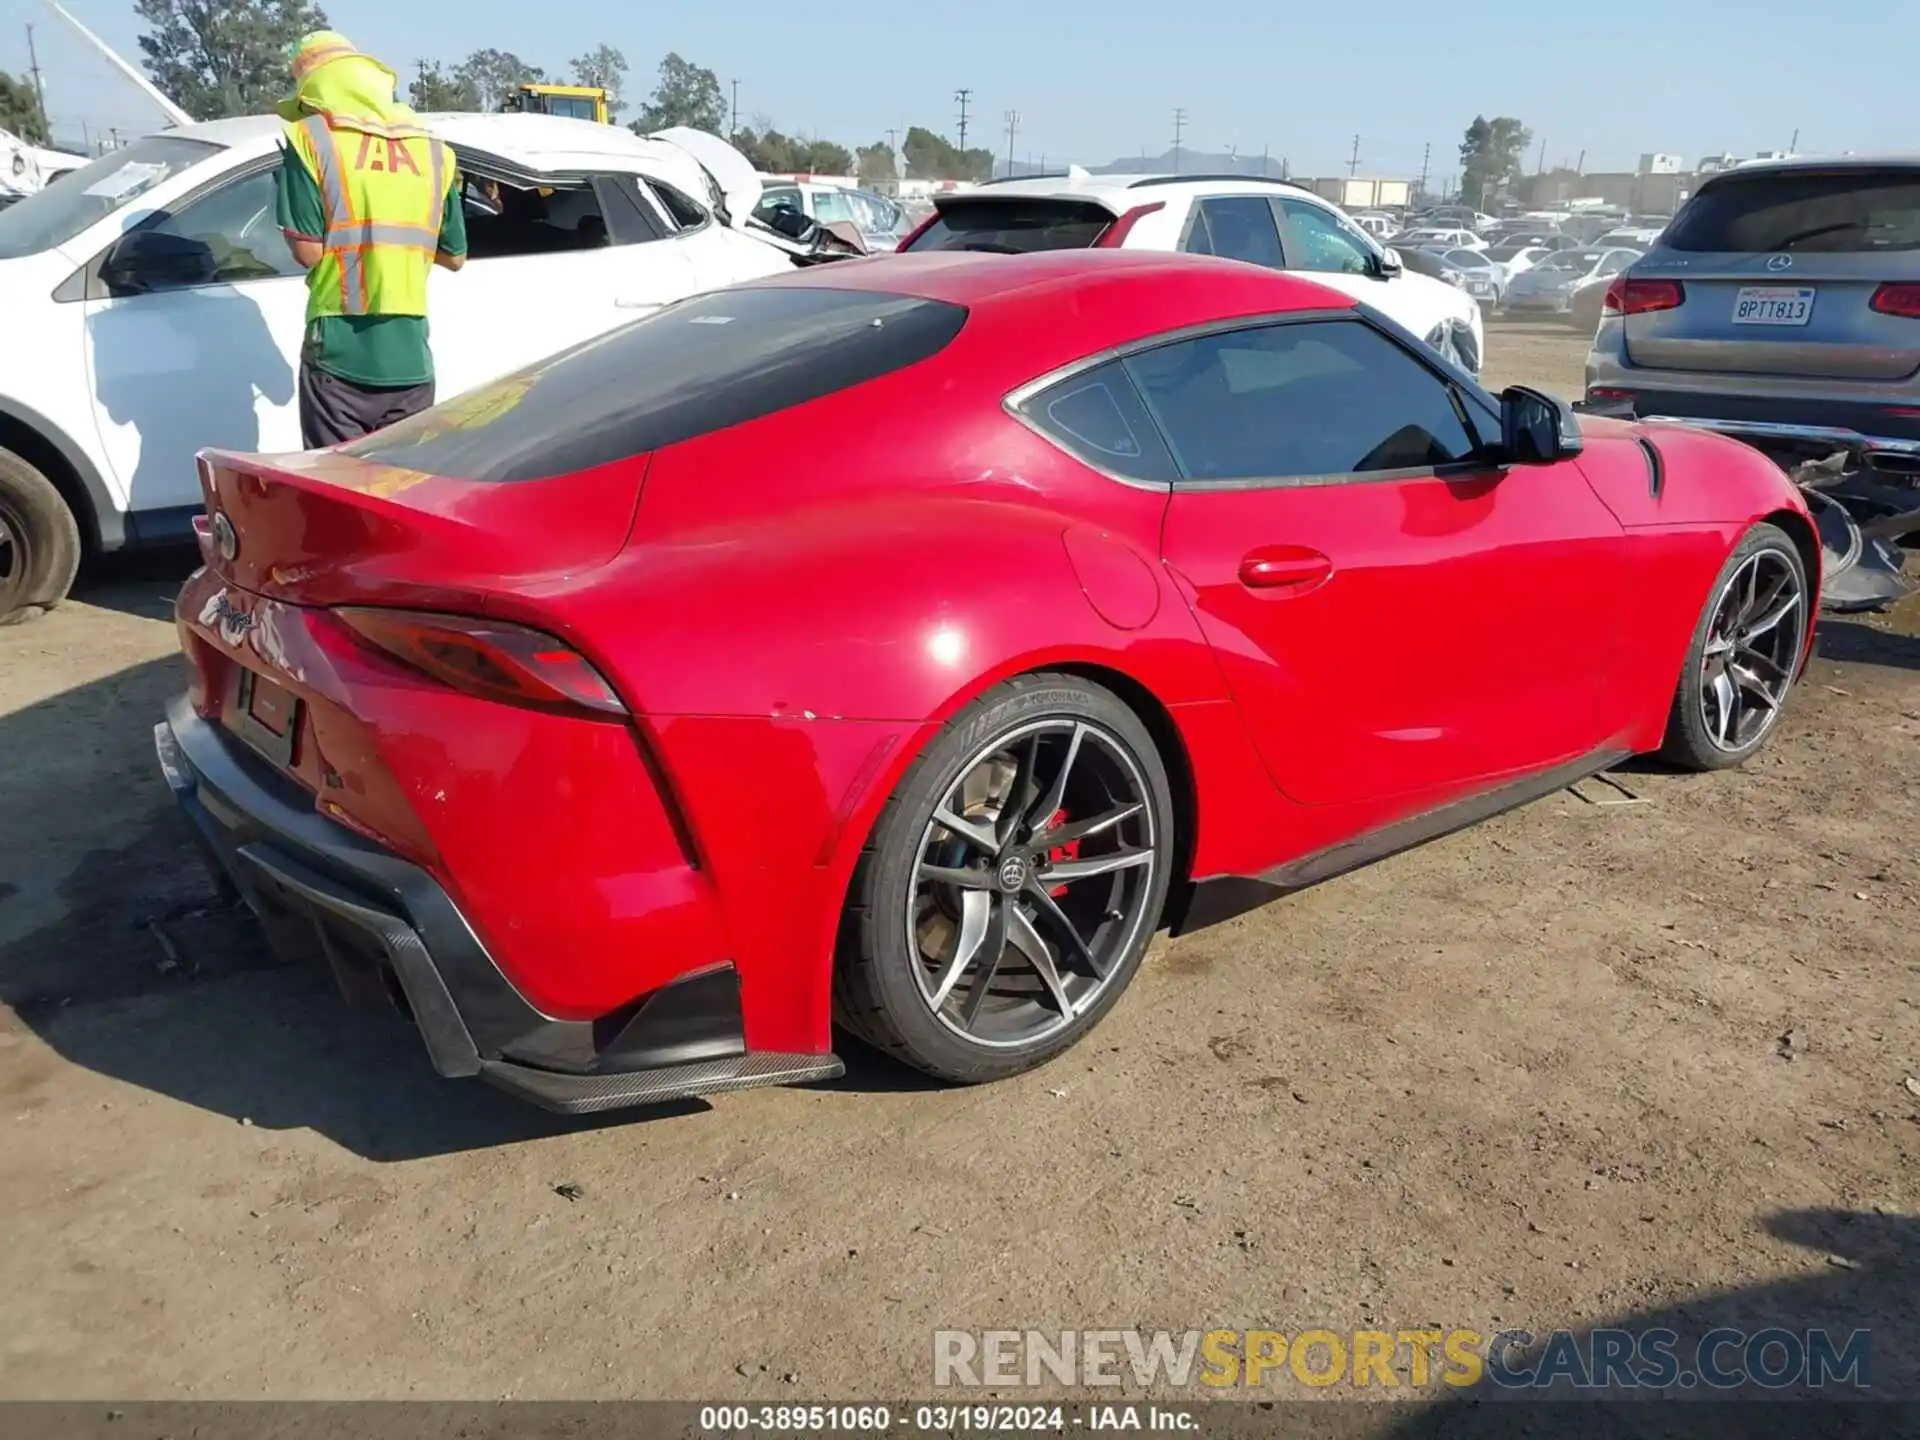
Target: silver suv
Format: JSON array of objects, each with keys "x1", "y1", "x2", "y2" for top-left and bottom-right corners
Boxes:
[{"x1": 1585, "y1": 157, "x2": 1920, "y2": 468}]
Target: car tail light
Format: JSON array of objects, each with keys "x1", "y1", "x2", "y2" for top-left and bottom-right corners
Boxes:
[
  {"x1": 1870, "y1": 283, "x2": 1920, "y2": 318},
  {"x1": 1094, "y1": 201, "x2": 1166, "y2": 249},
  {"x1": 1603, "y1": 277, "x2": 1684, "y2": 316},
  {"x1": 336, "y1": 609, "x2": 628, "y2": 718}
]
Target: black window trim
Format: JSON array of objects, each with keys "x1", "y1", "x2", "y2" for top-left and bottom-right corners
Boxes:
[{"x1": 1003, "y1": 305, "x2": 1503, "y2": 495}]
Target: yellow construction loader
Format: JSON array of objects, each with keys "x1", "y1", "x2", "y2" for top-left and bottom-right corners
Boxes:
[{"x1": 502, "y1": 83, "x2": 610, "y2": 124}]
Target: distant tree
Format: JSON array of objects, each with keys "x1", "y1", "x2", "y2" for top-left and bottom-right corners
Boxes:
[
  {"x1": 631, "y1": 52, "x2": 725, "y2": 135},
  {"x1": 856, "y1": 140, "x2": 897, "y2": 187},
  {"x1": 570, "y1": 44, "x2": 628, "y2": 118},
  {"x1": 901, "y1": 125, "x2": 992, "y2": 183},
  {"x1": 803, "y1": 139, "x2": 852, "y2": 175},
  {"x1": 455, "y1": 48, "x2": 545, "y2": 113},
  {"x1": 134, "y1": 0, "x2": 329, "y2": 121},
  {"x1": 730, "y1": 126, "x2": 852, "y2": 176},
  {"x1": 0, "y1": 72, "x2": 50, "y2": 144},
  {"x1": 733, "y1": 126, "x2": 806, "y2": 172},
  {"x1": 1459, "y1": 115, "x2": 1531, "y2": 209},
  {"x1": 407, "y1": 60, "x2": 479, "y2": 113}
]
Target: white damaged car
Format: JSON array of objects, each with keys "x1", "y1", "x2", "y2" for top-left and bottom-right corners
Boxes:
[
  {"x1": 0, "y1": 114, "x2": 844, "y2": 622},
  {"x1": 897, "y1": 170, "x2": 1485, "y2": 377}
]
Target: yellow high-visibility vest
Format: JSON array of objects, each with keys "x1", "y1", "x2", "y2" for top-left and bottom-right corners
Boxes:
[{"x1": 286, "y1": 112, "x2": 453, "y2": 322}]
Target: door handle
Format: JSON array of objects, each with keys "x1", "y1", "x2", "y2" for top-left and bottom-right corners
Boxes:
[{"x1": 1238, "y1": 546, "x2": 1333, "y2": 593}]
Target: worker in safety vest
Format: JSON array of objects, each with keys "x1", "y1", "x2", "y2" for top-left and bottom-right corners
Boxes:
[{"x1": 274, "y1": 32, "x2": 467, "y2": 448}]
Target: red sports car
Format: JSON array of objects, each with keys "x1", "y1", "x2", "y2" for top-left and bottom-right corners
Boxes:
[{"x1": 156, "y1": 251, "x2": 1818, "y2": 1113}]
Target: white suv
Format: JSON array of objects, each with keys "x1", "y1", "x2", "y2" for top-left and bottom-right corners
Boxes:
[
  {"x1": 899, "y1": 171, "x2": 1483, "y2": 377},
  {"x1": 0, "y1": 114, "x2": 813, "y2": 623}
]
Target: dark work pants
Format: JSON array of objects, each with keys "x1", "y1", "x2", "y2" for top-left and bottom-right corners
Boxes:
[{"x1": 299, "y1": 362, "x2": 435, "y2": 449}]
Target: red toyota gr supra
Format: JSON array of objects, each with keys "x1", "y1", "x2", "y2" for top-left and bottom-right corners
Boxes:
[{"x1": 156, "y1": 251, "x2": 1819, "y2": 1114}]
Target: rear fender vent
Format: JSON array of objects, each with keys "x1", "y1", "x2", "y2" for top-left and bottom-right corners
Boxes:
[{"x1": 1635, "y1": 436, "x2": 1666, "y2": 499}]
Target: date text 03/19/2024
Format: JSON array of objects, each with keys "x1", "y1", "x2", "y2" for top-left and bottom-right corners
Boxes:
[{"x1": 698, "y1": 1406, "x2": 1194, "y2": 1434}]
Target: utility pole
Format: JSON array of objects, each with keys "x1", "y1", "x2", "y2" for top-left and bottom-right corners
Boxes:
[
  {"x1": 1261, "y1": 142, "x2": 1269, "y2": 176},
  {"x1": 1347, "y1": 133, "x2": 1361, "y2": 178},
  {"x1": 25, "y1": 24, "x2": 47, "y2": 123},
  {"x1": 1003, "y1": 109, "x2": 1020, "y2": 177},
  {"x1": 1171, "y1": 107, "x2": 1187, "y2": 174},
  {"x1": 1280, "y1": 155, "x2": 1290, "y2": 181},
  {"x1": 730, "y1": 79, "x2": 740, "y2": 135},
  {"x1": 1788, "y1": 127, "x2": 1800, "y2": 152},
  {"x1": 954, "y1": 88, "x2": 972, "y2": 155},
  {"x1": 1418, "y1": 141, "x2": 1431, "y2": 199},
  {"x1": 1575, "y1": 148, "x2": 1586, "y2": 175},
  {"x1": 1536, "y1": 137, "x2": 1547, "y2": 174}
]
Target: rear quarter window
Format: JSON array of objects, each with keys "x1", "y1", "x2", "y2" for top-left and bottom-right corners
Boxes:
[
  {"x1": 342, "y1": 287, "x2": 967, "y2": 482},
  {"x1": 905, "y1": 198, "x2": 1114, "y2": 253},
  {"x1": 1664, "y1": 169, "x2": 1920, "y2": 253}
]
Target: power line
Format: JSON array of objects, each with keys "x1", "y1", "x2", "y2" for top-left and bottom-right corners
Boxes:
[
  {"x1": 25, "y1": 24, "x2": 46, "y2": 121},
  {"x1": 954, "y1": 88, "x2": 972, "y2": 154},
  {"x1": 1171, "y1": 107, "x2": 1187, "y2": 174}
]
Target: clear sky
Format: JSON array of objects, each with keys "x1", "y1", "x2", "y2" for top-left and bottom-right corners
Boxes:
[{"x1": 4, "y1": 0, "x2": 1916, "y2": 178}]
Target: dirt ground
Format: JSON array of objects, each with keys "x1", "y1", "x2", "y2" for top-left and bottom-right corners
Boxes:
[{"x1": 1, "y1": 324, "x2": 1916, "y2": 1412}]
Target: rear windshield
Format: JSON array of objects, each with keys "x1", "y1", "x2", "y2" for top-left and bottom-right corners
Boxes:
[
  {"x1": 904, "y1": 198, "x2": 1114, "y2": 253},
  {"x1": 0, "y1": 135, "x2": 221, "y2": 260},
  {"x1": 343, "y1": 287, "x2": 968, "y2": 483},
  {"x1": 1663, "y1": 169, "x2": 1920, "y2": 253}
]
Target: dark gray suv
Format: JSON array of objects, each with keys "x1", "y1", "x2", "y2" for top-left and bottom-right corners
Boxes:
[{"x1": 1585, "y1": 157, "x2": 1920, "y2": 468}]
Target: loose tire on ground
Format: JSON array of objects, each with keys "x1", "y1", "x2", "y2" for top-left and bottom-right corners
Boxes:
[
  {"x1": 0, "y1": 447, "x2": 82, "y2": 626},
  {"x1": 1658, "y1": 521, "x2": 1810, "y2": 771},
  {"x1": 835, "y1": 673, "x2": 1176, "y2": 1083}
]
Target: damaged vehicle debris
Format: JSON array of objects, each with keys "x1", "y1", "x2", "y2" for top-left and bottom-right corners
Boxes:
[{"x1": 0, "y1": 115, "x2": 861, "y2": 625}]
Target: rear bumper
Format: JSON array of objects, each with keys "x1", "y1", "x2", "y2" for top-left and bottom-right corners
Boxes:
[
  {"x1": 154, "y1": 696, "x2": 842, "y2": 1114},
  {"x1": 1584, "y1": 344, "x2": 1920, "y2": 464}
]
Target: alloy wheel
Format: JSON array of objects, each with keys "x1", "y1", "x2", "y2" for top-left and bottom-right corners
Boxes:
[
  {"x1": 907, "y1": 719, "x2": 1158, "y2": 1049},
  {"x1": 1698, "y1": 546, "x2": 1807, "y2": 753}
]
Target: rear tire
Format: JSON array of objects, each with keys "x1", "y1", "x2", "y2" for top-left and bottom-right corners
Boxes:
[
  {"x1": 1658, "y1": 522, "x2": 1810, "y2": 771},
  {"x1": 0, "y1": 448, "x2": 82, "y2": 626},
  {"x1": 835, "y1": 674, "x2": 1174, "y2": 1083}
]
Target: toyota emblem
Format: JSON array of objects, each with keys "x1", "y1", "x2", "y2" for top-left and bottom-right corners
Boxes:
[
  {"x1": 211, "y1": 511, "x2": 238, "y2": 561},
  {"x1": 1766, "y1": 254, "x2": 1794, "y2": 272}
]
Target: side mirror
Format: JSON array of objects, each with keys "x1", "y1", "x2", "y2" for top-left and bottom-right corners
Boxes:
[
  {"x1": 1499, "y1": 385, "x2": 1585, "y2": 464},
  {"x1": 100, "y1": 229, "x2": 218, "y2": 295},
  {"x1": 1374, "y1": 247, "x2": 1403, "y2": 279}
]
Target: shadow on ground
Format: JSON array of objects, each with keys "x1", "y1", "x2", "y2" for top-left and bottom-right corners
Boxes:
[
  {"x1": 1376, "y1": 1210, "x2": 1918, "y2": 1438},
  {"x1": 1816, "y1": 617, "x2": 1920, "y2": 672},
  {"x1": 0, "y1": 656, "x2": 935, "y2": 1163},
  {"x1": 71, "y1": 543, "x2": 201, "y2": 623}
]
